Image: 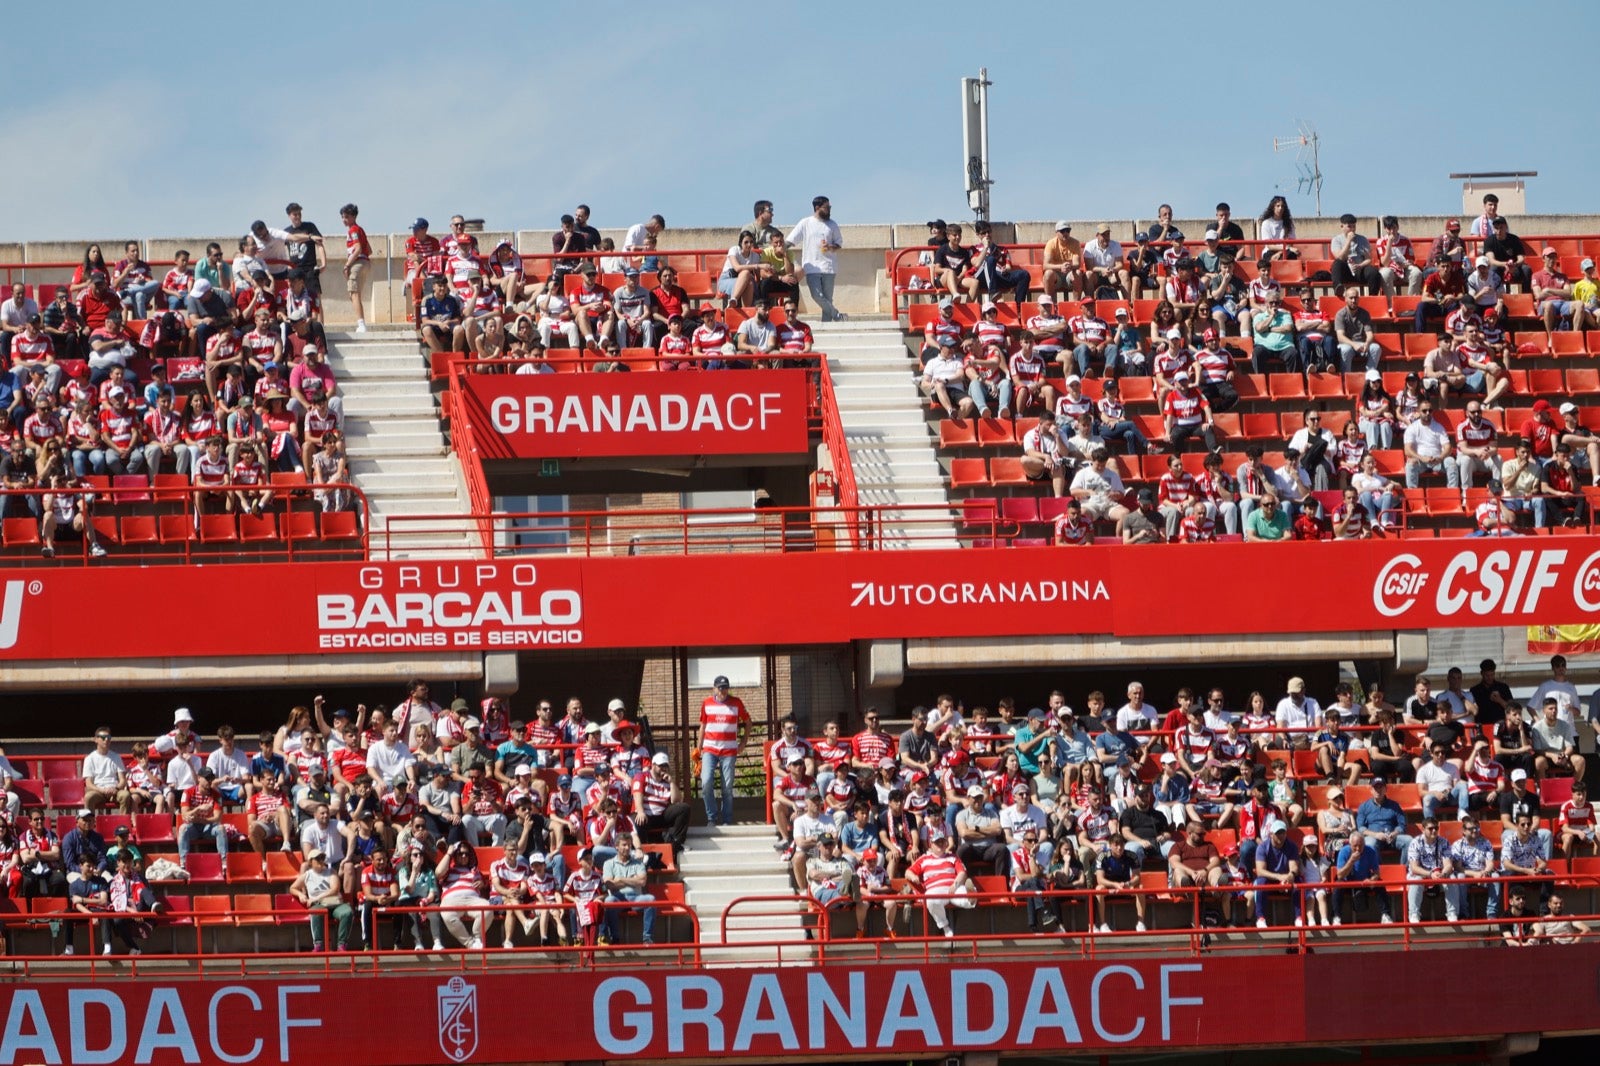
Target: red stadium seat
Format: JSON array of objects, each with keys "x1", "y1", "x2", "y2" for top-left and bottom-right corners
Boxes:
[
  {"x1": 1567, "y1": 368, "x2": 1600, "y2": 394},
  {"x1": 961, "y1": 498, "x2": 998, "y2": 530},
  {"x1": 1118, "y1": 377, "x2": 1155, "y2": 404},
  {"x1": 184, "y1": 853, "x2": 225, "y2": 884},
  {"x1": 989, "y1": 457, "x2": 1029, "y2": 486},
  {"x1": 157, "y1": 514, "x2": 193, "y2": 544},
  {"x1": 320, "y1": 511, "x2": 361, "y2": 541},
  {"x1": 265, "y1": 852, "x2": 304, "y2": 882},
  {"x1": 949, "y1": 459, "x2": 989, "y2": 490},
  {"x1": 1308, "y1": 374, "x2": 1344, "y2": 399},
  {"x1": 199, "y1": 514, "x2": 237, "y2": 543},
  {"x1": 111, "y1": 474, "x2": 151, "y2": 503},
  {"x1": 1268, "y1": 374, "x2": 1307, "y2": 400},
  {"x1": 1240, "y1": 413, "x2": 1279, "y2": 440},
  {"x1": 237, "y1": 513, "x2": 278, "y2": 543},
  {"x1": 11, "y1": 780, "x2": 45, "y2": 809},
  {"x1": 976, "y1": 418, "x2": 1016, "y2": 448},
  {"x1": 134, "y1": 814, "x2": 176, "y2": 845},
  {"x1": 281, "y1": 510, "x2": 317, "y2": 541},
  {"x1": 226, "y1": 853, "x2": 267, "y2": 884},
  {"x1": 1528, "y1": 369, "x2": 1564, "y2": 396},
  {"x1": 999, "y1": 497, "x2": 1040, "y2": 524},
  {"x1": 46, "y1": 779, "x2": 85, "y2": 809},
  {"x1": 2, "y1": 518, "x2": 40, "y2": 549}
]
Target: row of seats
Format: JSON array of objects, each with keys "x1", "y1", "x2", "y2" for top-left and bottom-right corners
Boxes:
[{"x1": 0, "y1": 510, "x2": 360, "y2": 554}]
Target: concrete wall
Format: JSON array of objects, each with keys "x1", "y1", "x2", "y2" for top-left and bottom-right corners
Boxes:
[{"x1": 8, "y1": 214, "x2": 1600, "y2": 323}]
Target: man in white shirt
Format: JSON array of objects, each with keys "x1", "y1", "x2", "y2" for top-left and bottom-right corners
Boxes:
[
  {"x1": 921, "y1": 341, "x2": 974, "y2": 419},
  {"x1": 365, "y1": 721, "x2": 417, "y2": 790},
  {"x1": 998, "y1": 786, "x2": 1053, "y2": 867},
  {"x1": 1402, "y1": 400, "x2": 1458, "y2": 488},
  {"x1": 82, "y1": 728, "x2": 130, "y2": 813},
  {"x1": 1274, "y1": 678, "x2": 1322, "y2": 746},
  {"x1": 1081, "y1": 224, "x2": 1128, "y2": 298},
  {"x1": 1286, "y1": 409, "x2": 1337, "y2": 491},
  {"x1": 1415, "y1": 743, "x2": 1470, "y2": 819},
  {"x1": 786, "y1": 196, "x2": 844, "y2": 321},
  {"x1": 0, "y1": 282, "x2": 39, "y2": 362},
  {"x1": 623, "y1": 215, "x2": 665, "y2": 253},
  {"x1": 205, "y1": 726, "x2": 251, "y2": 805},
  {"x1": 1530, "y1": 655, "x2": 1582, "y2": 727},
  {"x1": 1531, "y1": 698, "x2": 1586, "y2": 782}
]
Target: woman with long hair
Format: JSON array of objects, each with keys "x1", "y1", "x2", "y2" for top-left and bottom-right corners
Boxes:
[
  {"x1": 1257, "y1": 196, "x2": 1298, "y2": 270},
  {"x1": 71, "y1": 244, "x2": 109, "y2": 296}
]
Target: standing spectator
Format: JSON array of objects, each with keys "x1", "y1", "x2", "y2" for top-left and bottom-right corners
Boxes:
[
  {"x1": 338, "y1": 204, "x2": 371, "y2": 333},
  {"x1": 1531, "y1": 655, "x2": 1582, "y2": 725},
  {"x1": 787, "y1": 196, "x2": 844, "y2": 321},
  {"x1": 698, "y1": 675, "x2": 749, "y2": 827},
  {"x1": 1329, "y1": 214, "x2": 1382, "y2": 294},
  {"x1": 1531, "y1": 697, "x2": 1586, "y2": 782},
  {"x1": 283, "y1": 203, "x2": 325, "y2": 295},
  {"x1": 1468, "y1": 193, "x2": 1502, "y2": 238}
]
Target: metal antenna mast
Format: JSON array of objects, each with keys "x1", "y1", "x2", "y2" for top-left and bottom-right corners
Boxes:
[
  {"x1": 1273, "y1": 122, "x2": 1323, "y2": 216},
  {"x1": 961, "y1": 69, "x2": 992, "y2": 222}
]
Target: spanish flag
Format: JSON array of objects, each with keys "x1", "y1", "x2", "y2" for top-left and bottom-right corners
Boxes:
[{"x1": 1528, "y1": 624, "x2": 1600, "y2": 655}]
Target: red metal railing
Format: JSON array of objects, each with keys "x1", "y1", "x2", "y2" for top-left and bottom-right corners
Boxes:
[{"x1": 0, "y1": 483, "x2": 369, "y2": 564}]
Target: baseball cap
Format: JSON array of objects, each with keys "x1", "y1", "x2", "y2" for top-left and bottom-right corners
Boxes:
[
  {"x1": 981, "y1": 300, "x2": 997, "y2": 313},
  {"x1": 1286, "y1": 677, "x2": 1306, "y2": 693},
  {"x1": 1202, "y1": 328, "x2": 1217, "y2": 341},
  {"x1": 1584, "y1": 258, "x2": 1596, "y2": 270},
  {"x1": 1560, "y1": 402, "x2": 1579, "y2": 415},
  {"x1": 623, "y1": 267, "x2": 640, "y2": 278},
  {"x1": 1475, "y1": 255, "x2": 1490, "y2": 267},
  {"x1": 861, "y1": 848, "x2": 878, "y2": 864},
  {"x1": 713, "y1": 675, "x2": 730, "y2": 688},
  {"x1": 787, "y1": 754, "x2": 805, "y2": 766},
  {"x1": 1055, "y1": 220, "x2": 1072, "y2": 232},
  {"x1": 1065, "y1": 374, "x2": 1082, "y2": 385},
  {"x1": 1303, "y1": 831, "x2": 1319, "y2": 845},
  {"x1": 878, "y1": 756, "x2": 897, "y2": 769},
  {"x1": 1165, "y1": 327, "x2": 1182, "y2": 340},
  {"x1": 308, "y1": 850, "x2": 327, "y2": 861},
  {"x1": 1095, "y1": 222, "x2": 1111, "y2": 234},
  {"x1": 1268, "y1": 819, "x2": 1288, "y2": 835},
  {"x1": 463, "y1": 717, "x2": 481, "y2": 731},
  {"x1": 450, "y1": 698, "x2": 470, "y2": 712},
  {"x1": 1543, "y1": 247, "x2": 1560, "y2": 257},
  {"x1": 1027, "y1": 707, "x2": 1045, "y2": 722},
  {"x1": 1365, "y1": 368, "x2": 1382, "y2": 381},
  {"x1": 698, "y1": 302, "x2": 717, "y2": 315},
  {"x1": 1038, "y1": 293, "x2": 1055, "y2": 305},
  {"x1": 1172, "y1": 370, "x2": 1190, "y2": 382},
  {"x1": 78, "y1": 808, "x2": 94, "y2": 818},
  {"x1": 557, "y1": 774, "x2": 572, "y2": 787},
  {"x1": 174, "y1": 707, "x2": 193, "y2": 723},
  {"x1": 513, "y1": 765, "x2": 532, "y2": 777},
  {"x1": 1511, "y1": 768, "x2": 1528, "y2": 782},
  {"x1": 1533, "y1": 399, "x2": 1553, "y2": 413},
  {"x1": 651, "y1": 752, "x2": 670, "y2": 765},
  {"x1": 583, "y1": 722, "x2": 602, "y2": 734},
  {"x1": 191, "y1": 278, "x2": 212, "y2": 297},
  {"x1": 1135, "y1": 488, "x2": 1155, "y2": 505},
  {"x1": 1370, "y1": 776, "x2": 1387, "y2": 787},
  {"x1": 529, "y1": 852, "x2": 547, "y2": 865},
  {"x1": 1446, "y1": 219, "x2": 1461, "y2": 231},
  {"x1": 1327, "y1": 786, "x2": 1343, "y2": 799},
  {"x1": 938, "y1": 296, "x2": 954, "y2": 310},
  {"x1": 114, "y1": 825, "x2": 130, "y2": 837},
  {"x1": 1114, "y1": 306, "x2": 1129, "y2": 318},
  {"x1": 199, "y1": 768, "x2": 215, "y2": 780},
  {"x1": 1204, "y1": 230, "x2": 1219, "y2": 241},
  {"x1": 967, "y1": 785, "x2": 986, "y2": 798},
  {"x1": 411, "y1": 218, "x2": 429, "y2": 230},
  {"x1": 927, "y1": 219, "x2": 946, "y2": 229},
  {"x1": 1159, "y1": 753, "x2": 1178, "y2": 765},
  {"x1": 608, "y1": 698, "x2": 627, "y2": 712}
]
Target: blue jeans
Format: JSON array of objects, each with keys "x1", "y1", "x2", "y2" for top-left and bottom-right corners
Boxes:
[
  {"x1": 1446, "y1": 873, "x2": 1499, "y2": 920},
  {"x1": 805, "y1": 273, "x2": 840, "y2": 321},
  {"x1": 1073, "y1": 344, "x2": 1119, "y2": 378},
  {"x1": 1360, "y1": 490, "x2": 1402, "y2": 526},
  {"x1": 179, "y1": 822, "x2": 228, "y2": 863},
  {"x1": 1253, "y1": 876, "x2": 1302, "y2": 920},
  {"x1": 976, "y1": 263, "x2": 1029, "y2": 303},
  {"x1": 1339, "y1": 342, "x2": 1382, "y2": 374},
  {"x1": 701, "y1": 751, "x2": 736, "y2": 825},
  {"x1": 1297, "y1": 334, "x2": 1337, "y2": 371},
  {"x1": 969, "y1": 377, "x2": 1012, "y2": 417},
  {"x1": 1405, "y1": 458, "x2": 1460, "y2": 489},
  {"x1": 120, "y1": 280, "x2": 162, "y2": 319},
  {"x1": 1098, "y1": 419, "x2": 1148, "y2": 455},
  {"x1": 606, "y1": 888, "x2": 656, "y2": 942},
  {"x1": 1504, "y1": 497, "x2": 1546, "y2": 528},
  {"x1": 1358, "y1": 417, "x2": 1394, "y2": 450},
  {"x1": 1420, "y1": 783, "x2": 1471, "y2": 820}
]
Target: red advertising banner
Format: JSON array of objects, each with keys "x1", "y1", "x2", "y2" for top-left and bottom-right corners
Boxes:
[
  {"x1": 0, "y1": 945, "x2": 1595, "y2": 1063},
  {"x1": 5, "y1": 538, "x2": 1600, "y2": 660},
  {"x1": 460, "y1": 370, "x2": 812, "y2": 459}
]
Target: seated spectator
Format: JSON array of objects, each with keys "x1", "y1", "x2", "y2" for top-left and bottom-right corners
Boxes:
[
  {"x1": 1019, "y1": 412, "x2": 1068, "y2": 496},
  {"x1": 1531, "y1": 696, "x2": 1586, "y2": 781},
  {"x1": 1355, "y1": 776, "x2": 1412, "y2": 857},
  {"x1": 1376, "y1": 216, "x2": 1422, "y2": 303},
  {"x1": 1541, "y1": 444, "x2": 1588, "y2": 527},
  {"x1": 292, "y1": 849, "x2": 354, "y2": 952},
  {"x1": 920, "y1": 340, "x2": 973, "y2": 419},
  {"x1": 178, "y1": 769, "x2": 228, "y2": 870},
  {"x1": 1249, "y1": 293, "x2": 1299, "y2": 373},
  {"x1": 1557, "y1": 781, "x2": 1595, "y2": 857},
  {"x1": 1482, "y1": 217, "x2": 1531, "y2": 291},
  {"x1": 1500, "y1": 814, "x2": 1551, "y2": 912},
  {"x1": 718, "y1": 231, "x2": 763, "y2": 307},
  {"x1": 1243, "y1": 492, "x2": 1291, "y2": 542},
  {"x1": 735, "y1": 300, "x2": 782, "y2": 369},
  {"x1": 1402, "y1": 400, "x2": 1458, "y2": 489},
  {"x1": 1093, "y1": 379, "x2": 1148, "y2": 456},
  {"x1": 967, "y1": 222, "x2": 1030, "y2": 303},
  {"x1": 1416, "y1": 743, "x2": 1470, "y2": 819},
  {"x1": 1333, "y1": 287, "x2": 1381, "y2": 373},
  {"x1": 612, "y1": 269, "x2": 655, "y2": 349},
  {"x1": 1330, "y1": 214, "x2": 1382, "y2": 294},
  {"x1": 1162, "y1": 372, "x2": 1218, "y2": 453},
  {"x1": 1533, "y1": 892, "x2": 1592, "y2": 943},
  {"x1": 1327, "y1": 828, "x2": 1391, "y2": 925},
  {"x1": 1069, "y1": 301, "x2": 1114, "y2": 379},
  {"x1": 1041, "y1": 221, "x2": 1083, "y2": 302},
  {"x1": 1117, "y1": 488, "x2": 1163, "y2": 544}
]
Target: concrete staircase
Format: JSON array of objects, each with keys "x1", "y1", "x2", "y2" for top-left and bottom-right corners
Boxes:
[
  {"x1": 324, "y1": 327, "x2": 477, "y2": 558},
  {"x1": 679, "y1": 824, "x2": 812, "y2": 959},
  {"x1": 815, "y1": 318, "x2": 959, "y2": 549}
]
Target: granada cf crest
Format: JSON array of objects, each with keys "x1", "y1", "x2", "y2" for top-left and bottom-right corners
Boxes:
[{"x1": 437, "y1": 976, "x2": 479, "y2": 1062}]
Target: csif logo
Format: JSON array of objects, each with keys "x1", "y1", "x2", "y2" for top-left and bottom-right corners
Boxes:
[{"x1": 0, "y1": 580, "x2": 25, "y2": 650}]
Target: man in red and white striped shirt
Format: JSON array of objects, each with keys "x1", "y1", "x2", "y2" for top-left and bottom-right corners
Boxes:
[
  {"x1": 698, "y1": 676, "x2": 749, "y2": 827},
  {"x1": 246, "y1": 774, "x2": 293, "y2": 864},
  {"x1": 633, "y1": 751, "x2": 690, "y2": 857},
  {"x1": 906, "y1": 830, "x2": 975, "y2": 936}
]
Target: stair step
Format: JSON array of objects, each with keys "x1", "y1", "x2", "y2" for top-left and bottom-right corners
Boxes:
[{"x1": 685, "y1": 824, "x2": 782, "y2": 839}]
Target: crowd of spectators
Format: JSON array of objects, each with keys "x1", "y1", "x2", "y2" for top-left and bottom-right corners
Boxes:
[
  {"x1": 916, "y1": 197, "x2": 1600, "y2": 543},
  {"x1": 767, "y1": 658, "x2": 1596, "y2": 938},
  {"x1": 0, "y1": 204, "x2": 359, "y2": 555},
  {"x1": 412, "y1": 198, "x2": 840, "y2": 371},
  {"x1": 3, "y1": 681, "x2": 691, "y2": 954}
]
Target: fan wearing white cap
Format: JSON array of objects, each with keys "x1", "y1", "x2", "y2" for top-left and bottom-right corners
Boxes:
[
  {"x1": 1161, "y1": 368, "x2": 1219, "y2": 455},
  {"x1": 1466, "y1": 251, "x2": 1507, "y2": 316},
  {"x1": 1024, "y1": 291, "x2": 1069, "y2": 363},
  {"x1": 151, "y1": 707, "x2": 197, "y2": 758},
  {"x1": 1066, "y1": 300, "x2": 1113, "y2": 380},
  {"x1": 1554, "y1": 403, "x2": 1600, "y2": 482},
  {"x1": 1042, "y1": 221, "x2": 1084, "y2": 303},
  {"x1": 634, "y1": 750, "x2": 692, "y2": 858},
  {"x1": 1081, "y1": 224, "x2": 1129, "y2": 301}
]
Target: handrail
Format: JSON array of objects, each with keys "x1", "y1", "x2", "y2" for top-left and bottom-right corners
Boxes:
[
  {"x1": 0, "y1": 482, "x2": 369, "y2": 563},
  {"x1": 885, "y1": 232, "x2": 1600, "y2": 321}
]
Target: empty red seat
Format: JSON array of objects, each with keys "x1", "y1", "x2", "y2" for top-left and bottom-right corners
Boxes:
[
  {"x1": 976, "y1": 418, "x2": 1015, "y2": 448},
  {"x1": 989, "y1": 457, "x2": 1029, "y2": 486},
  {"x1": 2, "y1": 518, "x2": 40, "y2": 549},
  {"x1": 320, "y1": 511, "x2": 361, "y2": 541},
  {"x1": 938, "y1": 419, "x2": 976, "y2": 449},
  {"x1": 999, "y1": 497, "x2": 1040, "y2": 524},
  {"x1": 199, "y1": 513, "x2": 237, "y2": 543},
  {"x1": 949, "y1": 458, "x2": 988, "y2": 490}
]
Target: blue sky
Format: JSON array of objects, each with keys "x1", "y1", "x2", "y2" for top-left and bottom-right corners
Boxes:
[{"x1": 2, "y1": 0, "x2": 1591, "y2": 242}]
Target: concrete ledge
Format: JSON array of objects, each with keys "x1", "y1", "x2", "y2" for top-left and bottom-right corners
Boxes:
[{"x1": 0, "y1": 652, "x2": 484, "y2": 688}]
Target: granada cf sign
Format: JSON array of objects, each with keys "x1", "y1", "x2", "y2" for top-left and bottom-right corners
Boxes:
[{"x1": 460, "y1": 371, "x2": 811, "y2": 459}]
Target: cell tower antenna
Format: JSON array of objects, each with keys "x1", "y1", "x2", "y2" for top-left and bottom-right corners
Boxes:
[{"x1": 1273, "y1": 121, "x2": 1322, "y2": 216}]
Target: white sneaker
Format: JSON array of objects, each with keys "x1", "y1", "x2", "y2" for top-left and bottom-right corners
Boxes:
[
  {"x1": 90, "y1": 544, "x2": 107, "y2": 558},
  {"x1": 942, "y1": 926, "x2": 954, "y2": 938},
  {"x1": 1381, "y1": 914, "x2": 1395, "y2": 924},
  {"x1": 355, "y1": 321, "x2": 368, "y2": 334},
  {"x1": 432, "y1": 940, "x2": 446, "y2": 951},
  {"x1": 129, "y1": 948, "x2": 141, "y2": 956},
  {"x1": 468, "y1": 938, "x2": 483, "y2": 950},
  {"x1": 1293, "y1": 917, "x2": 1304, "y2": 928},
  {"x1": 102, "y1": 944, "x2": 113, "y2": 955},
  {"x1": 1255, "y1": 918, "x2": 1267, "y2": 929},
  {"x1": 63, "y1": 945, "x2": 74, "y2": 955},
  {"x1": 502, "y1": 940, "x2": 514, "y2": 950},
  {"x1": 1134, "y1": 921, "x2": 1147, "y2": 933},
  {"x1": 1446, "y1": 909, "x2": 1459, "y2": 922},
  {"x1": 1332, "y1": 917, "x2": 1342, "y2": 926},
  {"x1": 1096, "y1": 923, "x2": 1112, "y2": 933}
]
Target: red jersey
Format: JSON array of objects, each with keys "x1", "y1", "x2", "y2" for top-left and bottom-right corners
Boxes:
[
  {"x1": 633, "y1": 771, "x2": 675, "y2": 817},
  {"x1": 97, "y1": 408, "x2": 138, "y2": 449},
  {"x1": 162, "y1": 268, "x2": 193, "y2": 296},
  {"x1": 692, "y1": 323, "x2": 729, "y2": 355},
  {"x1": 777, "y1": 321, "x2": 812, "y2": 353},
  {"x1": 1559, "y1": 799, "x2": 1595, "y2": 831},
  {"x1": 232, "y1": 458, "x2": 264, "y2": 486},
  {"x1": 1069, "y1": 315, "x2": 1108, "y2": 345},
  {"x1": 1163, "y1": 388, "x2": 1208, "y2": 426},
  {"x1": 11, "y1": 332, "x2": 52, "y2": 364},
  {"x1": 1009, "y1": 351, "x2": 1046, "y2": 384},
  {"x1": 1193, "y1": 347, "x2": 1233, "y2": 383},
  {"x1": 1465, "y1": 757, "x2": 1504, "y2": 795},
  {"x1": 405, "y1": 234, "x2": 443, "y2": 276},
  {"x1": 248, "y1": 790, "x2": 286, "y2": 821},
  {"x1": 143, "y1": 407, "x2": 182, "y2": 445},
  {"x1": 851, "y1": 731, "x2": 896, "y2": 766},
  {"x1": 698, "y1": 696, "x2": 750, "y2": 757},
  {"x1": 181, "y1": 786, "x2": 218, "y2": 819},
  {"x1": 814, "y1": 739, "x2": 852, "y2": 770},
  {"x1": 346, "y1": 224, "x2": 372, "y2": 262},
  {"x1": 1521, "y1": 418, "x2": 1559, "y2": 458},
  {"x1": 1158, "y1": 471, "x2": 1198, "y2": 507},
  {"x1": 1180, "y1": 514, "x2": 1216, "y2": 542},
  {"x1": 361, "y1": 865, "x2": 397, "y2": 898},
  {"x1": 462, "y1": 780, "x2": 504, "y2": 817},
  {"x1": 908, "y1": 850, "x2": 965, "y2": 892},
  {"x1": 330, "y1": 747, "x2": 366, "y2": 783},
  {"x1": 1055, "y1": 513, "x2": 1093, "y2": 545}
]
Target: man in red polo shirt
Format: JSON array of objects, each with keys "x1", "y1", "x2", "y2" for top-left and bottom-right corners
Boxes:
[
  {"x1": 1520, "y1": 399, "x2": 1560, "y2": 461},
  {"x1": 697, "y1": 675, "x2": 749, "y2": 827}
]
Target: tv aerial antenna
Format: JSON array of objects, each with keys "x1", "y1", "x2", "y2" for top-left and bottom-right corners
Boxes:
[{"x1": 1273, "y1": 122, "x2": 1322, "y2": 216}]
